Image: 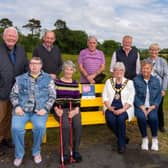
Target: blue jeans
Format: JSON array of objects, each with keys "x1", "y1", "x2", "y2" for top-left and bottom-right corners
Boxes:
[
  {"x1": 105, "y1": 110, "x2": 128, "y2": 148},
  {"x1": 11, "y1": 111, "x2": 48, "y2": 159},
  {"x1": 135, "y1": 108, "x2": 158, "y2": 137}
]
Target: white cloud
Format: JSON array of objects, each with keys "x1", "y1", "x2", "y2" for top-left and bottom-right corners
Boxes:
[{"x1": 0, "y1": 0, "x2": 168, "y2": 48}]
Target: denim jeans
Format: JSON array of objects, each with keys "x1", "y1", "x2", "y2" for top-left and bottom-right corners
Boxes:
[
  {"x1": 11, "y1": 111, "x2": 48, "y2": 159},
  {"x1": 136, "y1": 108, "x2": 158, "y2": 137},
  {"x1": 105, "y1": 110, "x2": 128, "y2": 149}
]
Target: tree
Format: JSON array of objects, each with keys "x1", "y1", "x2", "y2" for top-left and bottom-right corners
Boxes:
[
  {"x1": 54, "y1": 19, "x2": 68, "y2": 30},
  {"x1": 101, "y1": 40, "x2": 121, "y2": 56},
  {"x1": 0, "y1": 18, "x2": 13, "y2": 29},
  {"x1": 22, "y1": 18, "x2": 41, "y2": 36}
]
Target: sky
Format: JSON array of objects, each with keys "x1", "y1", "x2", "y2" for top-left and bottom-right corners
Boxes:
[{"x1": 0, "y1": 0, "x2": 168, "y2": 49}]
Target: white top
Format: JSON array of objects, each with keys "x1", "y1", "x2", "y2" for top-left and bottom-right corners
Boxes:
[
  {"x1": 102, "y1": 77, "x2": 135, "y2": 121},
  {"x1": 144, "y1": 79, "x2": 150, "y2": 108}
]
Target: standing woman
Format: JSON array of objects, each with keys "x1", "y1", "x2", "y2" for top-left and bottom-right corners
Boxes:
[
  {"x1": 102, "y1": 62, "x2": 135, "y2": 154},
  {"x1": 146, "y1": 43, "x2": 168, "y2": 132},
  {"x1": 134, "y1": 60, "x2": 162, "y2": 151},
  {"x1": 54, "y1": 60, "x2": 82, "y2": 164}
]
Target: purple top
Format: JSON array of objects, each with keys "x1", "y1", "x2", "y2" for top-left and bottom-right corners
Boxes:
[
  {"x1": 55, "y1": 79, "x2": 80, "y2": 108},
  {"x1": 78, "y1": 48, "x2": 105, "y2": 83}
]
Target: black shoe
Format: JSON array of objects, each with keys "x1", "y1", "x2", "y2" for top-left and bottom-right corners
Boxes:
[
  {"x1": 60, "y1": 155, "x2": 69, "y2": 165},
  {"x1": 0, "y1": 151, "x2": 5, "y2": 157},
  {"x1": 118, "y1": 147, "x2": 125, "y2": 154},
  {"x1": 73, "y1": 152, "x2": 82, "y2": 163},
  {"x1": 159, "y1": 127, "x2": 166, "y2": 133},
  {"x1": 1, "y1": 139, "x2": 14, "y2": 148},
  {"x1": 125, "y1": 137, "x2": 130, "y2": 144}
]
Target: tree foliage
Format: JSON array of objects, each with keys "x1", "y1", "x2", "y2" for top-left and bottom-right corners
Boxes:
[
  {"x1": 100, "y1": 40, "x2": 121, "y2": 56},
  {"x1": 54, "y1": 19, "x2": 68, "y2": 30},
  {"x1": 22, "y1": 18, "x2": 41, "y2": 36},
  {"x1": 0, "y1": 18, "x2": 13, "y2": 29},
  {"x1": 54, "y1": 19, "x2": 87, "y2": 54}
]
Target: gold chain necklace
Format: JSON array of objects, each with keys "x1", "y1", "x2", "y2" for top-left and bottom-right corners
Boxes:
[{"x1": 110, "y1": 78, "x2": 128, "y2": 100}]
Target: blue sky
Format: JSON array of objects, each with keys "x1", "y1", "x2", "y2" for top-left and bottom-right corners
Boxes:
[{"x1": 0, "y1": 0, "x2": 168, "y2": 49}]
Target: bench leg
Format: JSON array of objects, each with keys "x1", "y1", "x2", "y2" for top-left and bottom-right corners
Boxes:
[{"x1": 42, "y1": 132, "x2": 47, "y2": 143}]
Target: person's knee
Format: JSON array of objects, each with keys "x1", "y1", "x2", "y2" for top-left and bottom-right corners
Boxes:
[
  {"x1": 33, "y1": 121, "x2": 46, "y2": 130},
  {"x1": 12, "y1": 121, "x2": 25, "y2": 132},
  {"x1": 149, "y1": 116, "x2": 158, "y2": 124}
]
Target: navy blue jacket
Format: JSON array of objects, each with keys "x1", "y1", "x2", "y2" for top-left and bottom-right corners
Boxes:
[{"x1": 0, "y1": 43, "x2": 28, "y2": 100}]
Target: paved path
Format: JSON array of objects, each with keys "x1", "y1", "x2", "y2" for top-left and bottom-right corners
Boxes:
[{"x1": 1, "y1": 141, "x2": 168, "y2": 168}]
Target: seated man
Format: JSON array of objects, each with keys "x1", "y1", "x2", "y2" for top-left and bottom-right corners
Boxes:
[{"x1": 10, "y1": 57, "x2": 56, "y2": 167}]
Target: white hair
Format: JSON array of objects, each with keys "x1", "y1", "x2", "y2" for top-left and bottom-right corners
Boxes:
[
  {"x1": 87, "y1": 35, "x2": 97, "y2": 42},
  {"x1": 113, "y1": 62, "x2": 126, "y2": 72},
  {"x1": 3, "y1": 27, "x2": 18, "y2": 37}
]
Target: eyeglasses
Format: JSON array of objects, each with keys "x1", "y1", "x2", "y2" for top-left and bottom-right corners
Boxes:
[{"x1": 29, "y1": 62, "x2": 41, "y2": 65}]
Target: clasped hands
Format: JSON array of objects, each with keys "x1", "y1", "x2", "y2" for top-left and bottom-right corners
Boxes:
[
  {"x1": 140, "y1": 105, "x2": 156, "y2": 118},
  {"x1": 54, "y1": 106, "x2": 79, "y2": 118},
  {"x1": 109, "y1": 106, "x2": 126, "y2": 115},
  {"x1": 15, "y1": 106, "x2": 47, "y2": 116}
]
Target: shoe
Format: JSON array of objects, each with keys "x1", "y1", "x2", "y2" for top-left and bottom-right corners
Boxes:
[
  {"x1": 141, "y1": 137, "x2": 149, "y2": 151},
  {"x1": 151, "y1": 138, "x2": 159, "y2": 151},
  {"x1": 13, "y1": 158, "x2": 23, "y2": 167},
  {"x1": 34, "y1": 153, "x2": 42, "y2": 164},
  {"x1": 73, "y1": 152, "x2": 82, "y2": 162},
  {"x1": 0, "y1": 151, "x2": 5, "y2": 157},
  {"x1": 125, "y1": 137, "x2": 130, "y2": 144},
  {"x1": 60, "y1": 155, "x2": 69, "y2": 165},
  {"x1": 118, "y1": 146, "x2": 125, "y2": 154},
  {"x1": 1, "y1": 139, "x2": 14, "y2": 148},
  {"x1": 159, "y1": 127, "x2": 166, "y2": 133}
]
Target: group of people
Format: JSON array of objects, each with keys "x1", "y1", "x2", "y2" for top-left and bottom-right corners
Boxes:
[{"x1": 0, "y1": 26, "x2": 168, "y2": 167}]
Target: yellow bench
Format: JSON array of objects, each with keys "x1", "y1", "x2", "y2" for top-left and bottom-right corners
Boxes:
[{"x1": 25, "y1": 84, "x2": 136, "y2": 143}]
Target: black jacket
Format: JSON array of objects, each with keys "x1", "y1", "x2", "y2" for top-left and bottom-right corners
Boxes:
[{"x1": 0, "y1": 43, "x2": 28, "y2": 100}]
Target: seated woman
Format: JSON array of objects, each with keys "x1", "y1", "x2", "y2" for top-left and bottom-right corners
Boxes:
[
  {"x1": 102, "y1": 62, "x2": 135, "y2": 153},
  {"x1": 133, "y1": 60, "x2": 162, "y2": 151},
  {"x1": 54, "y1": 60, "x2": 82, "y2": 164}
]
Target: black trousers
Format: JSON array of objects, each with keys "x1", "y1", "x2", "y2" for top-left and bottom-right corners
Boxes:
[{"x1": 158, "y1": 97, "x2": 164, "y2": 129}]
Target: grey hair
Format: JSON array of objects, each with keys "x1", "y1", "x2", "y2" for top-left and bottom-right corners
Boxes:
[
  {"x1": 141, "y1": 59, "x2": 153, "y2": 68},
  {"x1": 3, "y1": 27, "x2": 18, "y2": 37},
  {"x1": 113, "y1": 62, "x2": 126, "y2": 72},
  {"x1": 87, "y1": 35, "x2": 97, "y2": 43},
  {"x1": 62, "y1": 60, "x2": 76, "y2": 72}
]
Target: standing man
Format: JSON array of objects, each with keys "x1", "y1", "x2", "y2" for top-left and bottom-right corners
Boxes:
[
  {"x1": 110, "y1": 35, "x2": 141, "y2": 80},
  {"x1": 10, "y1": 57, "x2": 56, "y2": 166},
  {"x1": 0, "y1": 27, "x2": 28, "y2": 156},
  {"x1": 33, "y1": 30, "x2": 63, "y2": 80},
  {"x1": 78, "y1": 35, "x2": 106, "y2": 84}
]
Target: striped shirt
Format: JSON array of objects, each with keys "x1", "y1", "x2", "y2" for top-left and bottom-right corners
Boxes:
[
  {"x1": 55, "y1": 79, "x2": 80, "y2": 108},
  {"x1": 78, "y1": 48, "x2": 105, "y2": 83}
]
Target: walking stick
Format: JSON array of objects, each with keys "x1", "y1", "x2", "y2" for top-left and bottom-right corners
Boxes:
[
  {"x1": 59, "y1": 105, "x2": 66, "y2": 168},
  {"x1": 69, "y1": 100, "x2": 76, "y2": 163}
]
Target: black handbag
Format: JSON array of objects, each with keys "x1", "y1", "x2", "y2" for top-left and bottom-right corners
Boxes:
[{"x1": 94, "y1": 73, "x2": 106, "y2": 83}]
